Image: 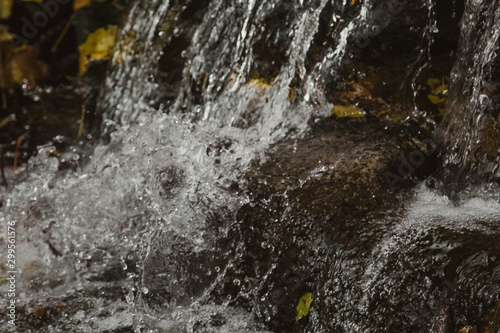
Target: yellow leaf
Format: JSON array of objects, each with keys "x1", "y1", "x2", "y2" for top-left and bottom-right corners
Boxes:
[
  {"x1": 427, "y1": 94, "x2": 446, "y2": 105},
  {"x1": 22, "y1": 0, "x2": 43, "y2": 2},
  {"x1": 78, "y1": 25, "x2": 118, "y2": 75},
  {"x1": 426, "y1": 78, "x2": 440, "y2": 91},
  {"x1": 248, "y1": 77, "x2": 272, "y2": 91},
  {"x1": 377, "y1": 108, "x2": 403, "y2": 121},
  {"x1": 332, "y1": 104, "x2": 366, "y2": 118},
  {"x1": 350, "y1": 0, "x2": 357, "y2": 4},
  {"x1": 0, "y1": 0, "x2": 13, "y2": 20},
  {"x1": 296, "y1": 292, "x2": 313, "y2": 322},
  {"x1": 74, "y1": 0, "x2": 91, "y2": 11},
  {"x1": 0, "y1": 24, "x2": 12, "y2": 42}
]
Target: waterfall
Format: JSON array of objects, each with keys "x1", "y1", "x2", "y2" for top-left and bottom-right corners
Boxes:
[
  {"x1": 437, "y1": 0, "x2": 500, "y2": 190},
  {"x1": 2, "y1": 0, "x2": 500, "y2": 332}
]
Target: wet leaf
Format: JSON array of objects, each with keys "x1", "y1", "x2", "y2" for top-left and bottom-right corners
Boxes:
[
  {"x1": 296, "y1": 292, "x2": 313, "y2": 322},
  {"x1": 78, "y1": 25, "x2": 118, "y2": 75},
  {"x1": 0, "y1": 0, "x2": 13, "y2": 19},
  {"x1": 351, "y1": 0, "x2": 357, "y2": 5},
  {"x1": 332, "y1": 104, "x2": 366, "y2": 118}
]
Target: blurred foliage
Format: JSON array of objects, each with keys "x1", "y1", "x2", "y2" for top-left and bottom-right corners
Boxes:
[{"x1": 0, "y1": 0, "x2": 128, "y2": 176}]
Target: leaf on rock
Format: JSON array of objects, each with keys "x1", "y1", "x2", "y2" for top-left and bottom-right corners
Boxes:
[
  {"x1": 332, "y1": 104, "x2": 366, "y2": 118},
  {"x1": 78, "y1": 25, "x2": 118, "y2": 75},
  {"x1": 0, "y1": 0, "x2": 13, "y2": 19},
  {"x1": 296, "y1": 292, "x2": 313, "y2": 322}
]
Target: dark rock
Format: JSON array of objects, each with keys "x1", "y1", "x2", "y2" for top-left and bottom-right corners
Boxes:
[{"x1": 215, "y1": 117, "x2": 440, "y2": 331}]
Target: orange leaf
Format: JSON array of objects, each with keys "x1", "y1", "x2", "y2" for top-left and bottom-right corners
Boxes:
[
  {"x1": 3, "y1": 45, "x2": 49, "y2": 89},
  {"x1": 74, "y1": 0, "x2": 91, "y2": 11}
]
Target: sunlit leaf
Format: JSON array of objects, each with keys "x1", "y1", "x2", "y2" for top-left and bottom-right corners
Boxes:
[
  {"x1": 74, "y1": 0, "x2": 91, "y2": 11},
  {"x1": 350, "y1": 0, "x2": 357, "y2": 5},
  {"x1": 78, "y1": 25, "x2": 118, "y2": 75},
  {"x1": 296, "y1": 292, "x2": 313, "y2": 322},
  {"x1": 332, "y1": 104, "x2": 366, "y2": 118},
  {"x1": 0, "y1": 0, "x2": 13, "y2": 19}
]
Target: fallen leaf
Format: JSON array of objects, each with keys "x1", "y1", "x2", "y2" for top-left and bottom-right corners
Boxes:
[
  {"x1": 481, "y1": 301, "x2": 500, "y2": 333},
  {"x1": 3, "y1": 45, "x2": 49, "y2": 90},
  {"x1": 78, "y1": 25, "x2": 118, "y2": 75},
  {"x1": 0, "y1": 0, "x2": 13, "y2": 19},
  {"x1": 0, "y1": 24, "x2": 12, "y2": 42},
  {"x1": 74, "y1": 0, "x2": 91, "y2": 11},
  {"x1": 332, "y1": 104, "x2": 366, "y2": 118},
  {"x1": 296, "y1": 292, "x2": 314, "y2": 322},
  {"x1": 427, "y1": 77, "x2": 448, "y2": 114}
]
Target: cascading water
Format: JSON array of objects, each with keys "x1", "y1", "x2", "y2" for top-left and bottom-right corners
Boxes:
[
  {"x1": 1, "y1": 0, "x2": 500, "y2": 332},
  {"x1": 437, "y1": 0, "x2": 500, "y2": 191}
]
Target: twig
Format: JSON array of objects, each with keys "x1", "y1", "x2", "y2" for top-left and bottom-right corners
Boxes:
[
  {"x1": 77, "y1": 104, "x2": 85, "y2": 139},
  {"x1": 0, "y1": 149, "x2": 7, "y2": 187},
  {"x1": 0, "y1": 48, "x2": 7, "y2": 110},
  {"x1": 51, "y1": 12, "x2": 76, "y2": 55},
  {"x1": 13, "y1": 135, "x2": 23, "y2": 176}
]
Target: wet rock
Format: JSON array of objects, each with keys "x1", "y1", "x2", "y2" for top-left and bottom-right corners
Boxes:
[
  {"x1": 216, "y1": 116, "x2": 439, "y2": 331},
  {"x1": 209, "y1": 116, "x2": 500, "y2": 332}
]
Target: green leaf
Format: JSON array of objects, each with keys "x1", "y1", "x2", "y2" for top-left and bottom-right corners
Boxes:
[{"x1": 296, "y1": 292, "x2": 313, "y2": 322}]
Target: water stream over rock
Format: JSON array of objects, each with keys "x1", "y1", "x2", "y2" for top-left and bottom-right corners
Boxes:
[{"x1": 1, "y1": 0, "x2": 499, "y2": 332}]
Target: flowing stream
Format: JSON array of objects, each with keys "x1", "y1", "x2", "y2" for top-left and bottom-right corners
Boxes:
[{"x1": 1, "y1": 0, "x2": 499, "y2": 332}]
